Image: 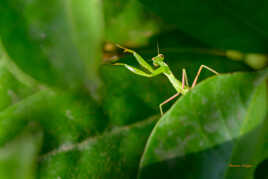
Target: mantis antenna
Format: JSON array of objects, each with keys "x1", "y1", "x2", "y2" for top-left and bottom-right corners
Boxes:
[{"x1": 157, "y1": 40, "x2": 160, "y2": 55}]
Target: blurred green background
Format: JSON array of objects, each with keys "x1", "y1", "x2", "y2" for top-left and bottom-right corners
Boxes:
[{"x1": 0, "y1": 0, "x2": 267, "y2": 178}]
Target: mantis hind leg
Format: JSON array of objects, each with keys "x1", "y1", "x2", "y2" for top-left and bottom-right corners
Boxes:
[
  {"x1": 191, "y1": 65, "x2": 219, "y2": 88},
  {"x1": 159, "y1": 68, "x2": 188, "y2": 116},
  {"x1": 159, "y1": 93, "x2": 180, "y2": 116}
]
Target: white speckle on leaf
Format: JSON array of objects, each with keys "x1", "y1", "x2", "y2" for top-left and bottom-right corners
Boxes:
[
  {"x1": 182, "y1": 134, "x2": 196, "y2": 146},
  {"x1": 204, "y1": 120, "x2": 220, "y2": 133},
  {"x1": 178, "y1": 116, "x2": 188, "y2": 123},
  {"x1": 176, "y1": 137, "x2": 182, "y2": 144},
  {"x1": 213, "y1": 111, "x2": 221, "y2": 118},
  {"x1": 168, "y1": 131, "x2": 173, "y2": 137},
  {"x1": 227, "y1": 116, "x2": 239, "y2": 136},
  {"x1": 40, "y1": 32, "x2": 46, "y2": 39},
  {"x1": 182, "y1": 119, "x2": 199, "y2": 128},
  {"x1": 154, "y1": 146, "x2": 185, "y2": 161},
  {"x1": 8, "y1": 90, "x2": 18, "y2": 103},
  {"x1": 100, "y1": 152, "x2": 106, "y2": 157},
  {"x1": 202, "y1": 97, "x2": 208, "y2": 105},
  {"x1": 7, "y1": 90, "x2": 15, "y2": 97},
  {"x1": 154, "y1": 135, "x2": 198, "y2": 161},
  {"x1": 65, "y1": 109, "x2": 74, "y2": 120}
]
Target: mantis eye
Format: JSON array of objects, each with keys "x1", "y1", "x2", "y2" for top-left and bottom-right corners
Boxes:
[
  {"x1": 152, "y1": 57, "x2": 155, "y2": 61},
  {"x1": 159, "y1": 54, "x2": 164, "y2": 58}
]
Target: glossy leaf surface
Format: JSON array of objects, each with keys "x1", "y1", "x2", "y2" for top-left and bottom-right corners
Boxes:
[{"x1": 139, "y1": 69, "x2": 268, "y2": 178}]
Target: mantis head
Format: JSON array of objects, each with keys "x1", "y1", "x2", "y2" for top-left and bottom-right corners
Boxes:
[{"x1": 152, "y1": 54, "x2": 164, "y2": 67}]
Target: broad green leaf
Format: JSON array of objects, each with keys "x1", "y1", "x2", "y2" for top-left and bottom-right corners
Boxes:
[
  {"x1": 0, "y1": 60, "x2": 36, "y2": 111},
  {"x1": 139, "y1": 0, "x2": 268, "y2": 53},
  {"x1": 103, "y1": 0, "x2": 159, "y2": 46},
  {"x1": 0, "y1": 89, "x2": 105, "y2": 153},
  {"x1": 0, "y1": 127, "x2": 42, "y2": 179},
  {"x1": 0, "y1": 27, "x2": 105, "y2": 153},
  {"x1": 101, "y1": 50, "x2": 250, "y2": 126},
  {"x1": 38, "y1": 117, "x2": 157, "y2": 179},
  {"x1": 0, "y1": 0, "x2": 104, "y2": 98},
  {"x1": 139, "y1": 69, "x2": 268, "y2": 178},
  {"x1": 65, "y1": 0, "x2": 104, "y2": 98}
]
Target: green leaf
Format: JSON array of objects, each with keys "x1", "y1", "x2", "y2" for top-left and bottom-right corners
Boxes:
[
  {"x1": 103, "y1": 0, "x2": 159, "y2": 46},
  {"x1": 0, "y1": 127, "x2": 42, "y2": 179},
  {"x1": 38, "y1": 117, "x2": 157, "y2": 179},
  {"x1": 0, "y1": 0, "x2": 104, "y2": 98},
  {"x1": 139, "y1": 0, "x2": 268, "y2": 53},
  {"x1": 138, "y1": 69, "x2": 268, "y2": 178},
  {"x1": 0, "y1": 60, "x2": 36, "y2": 111},
  {"x1": 0, "y1": 89, "x2": 105, "y2": 153},
  {"x1": 0, "y1": 29, "x2": 105, "y2": 153},
  {"x1": 65, "y1": 0, "x2": 104, "y2": 98}
]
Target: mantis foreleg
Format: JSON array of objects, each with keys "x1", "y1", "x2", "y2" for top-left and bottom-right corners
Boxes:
[
  {"x1": 116, "y1": 44, "x2": 154, "y2": 73},
  {"x1": 114, "y1": 63, "x2": 167, "y2": 78}
]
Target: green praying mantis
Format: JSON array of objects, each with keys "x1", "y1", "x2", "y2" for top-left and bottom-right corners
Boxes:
[{"x1": 113, "y1": 44, "x2": 219, "y2": 116}]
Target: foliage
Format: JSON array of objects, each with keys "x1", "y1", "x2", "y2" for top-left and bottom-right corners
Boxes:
[{"x1": 0, "y1": 0, "x2": 267, "y2": 178}]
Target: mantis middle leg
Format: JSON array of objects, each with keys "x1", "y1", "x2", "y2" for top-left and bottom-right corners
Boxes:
[{"x1": 191, "y1": 65, "x2": 219, "y2": 88}]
